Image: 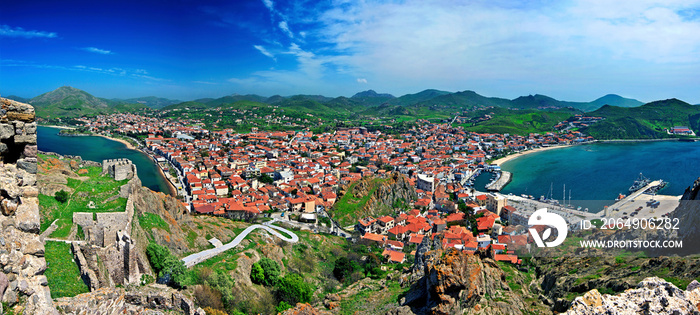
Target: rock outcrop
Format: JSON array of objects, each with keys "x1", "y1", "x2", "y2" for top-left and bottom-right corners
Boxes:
[
  {"x1": 335, "y1": 172, "x2": 417, "y2": 225},
  {"x1": 0, "y1": 98, "x2": 56, "y2": 314},
  {"x1": 669, "y1": 177, "x2": 700, "y2": 256},
  {"x1": 566, "y1": 277, "x2": 700, "y2": 314},
  {"x1": 54, "y1": 284, "x2": 204, "y2": 315},
  {"x1": 402, "y1": 248, "x2": 549, "y2": 315}
]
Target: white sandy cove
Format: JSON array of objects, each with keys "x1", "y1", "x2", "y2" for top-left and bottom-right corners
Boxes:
[{"x1": 490, "y1": 144, "x2": 572, "y2": 166}]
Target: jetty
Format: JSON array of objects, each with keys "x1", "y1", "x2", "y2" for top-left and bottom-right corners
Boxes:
[
  {"x1": 486, "y1": 171, "x2": 511, "y2": 191},
  {"x1": 598, "y1": 180, "x2": 680, "y2": 220}
]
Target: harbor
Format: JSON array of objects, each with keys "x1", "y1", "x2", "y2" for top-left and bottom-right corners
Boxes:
[
  {"x1": 502, "y1": 177, "x2": 679, "y2": 231},
  {"x1": 596, "y1": 180, "x2": 680, "y2": 220},
  {"x1": 486, "y1": 171, "x2": 511, "y2": 191}
]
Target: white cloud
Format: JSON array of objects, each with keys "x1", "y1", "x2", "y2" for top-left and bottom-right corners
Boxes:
[
  {"x1": 279, "y1": 21, "x2": 293, "y2": 38},
  {"x1": 253, "y1": 45, "x2": 276, "y2": 61},
  {"x1": 231, "y1": 0, "x2": 700, "y2": 101},
  {"x1": 82, "y1": 47, "x2": 113, "y2": 55},
  {"x1": 357, "y1": 78, "x2": 367, "y2": 83},
  {"x1": 309, "y1": 0, "x2": 700, "y2": 99},
  {"x1": 261, "y1": 0, "x2": 274, "y2": 11},
  {"x1": 0, "y1": 25, "x2": 57, "y2": 38}
]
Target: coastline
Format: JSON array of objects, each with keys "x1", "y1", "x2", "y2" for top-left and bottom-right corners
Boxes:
[
  {"x1": 95, "y1": 134, "x2": 137, "y2": 150},
  {"x1": 155, "y1": 162, "x2": 179, "y2": 196},
  {"x1": 42, "y1": 124, "x2": 76, "y2": 130},
  {"x1": 99, "y1": 133, "x2": 178, "y2": 196},
  {"x1": 491, "y1": 144, "x2": 573, "y2": 166}
]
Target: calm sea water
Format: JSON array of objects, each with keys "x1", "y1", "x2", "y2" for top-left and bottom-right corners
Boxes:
[
  {"x1": 38, "y1": 126, "x2": 171, "y2": 194},
  {"x1": 499, "y1": 141, "x2": 700, "y2": 212}
]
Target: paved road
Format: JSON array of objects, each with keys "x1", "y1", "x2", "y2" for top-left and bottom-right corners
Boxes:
[{"x1": 181, "y1": 219, "x2": 298, "y2": 268}]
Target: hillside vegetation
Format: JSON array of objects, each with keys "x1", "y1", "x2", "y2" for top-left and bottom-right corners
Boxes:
[{"x1": 581, "y1": 99, "x2": 700, "y2": 139}]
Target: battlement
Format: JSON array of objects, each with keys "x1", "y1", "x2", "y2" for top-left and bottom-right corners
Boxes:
[{"x1": 102, "y1": 158, "x2": 136, "y2": 181}]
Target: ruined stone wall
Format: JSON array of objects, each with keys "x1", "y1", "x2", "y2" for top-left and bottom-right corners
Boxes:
[
  {"x1": 103, "y1": 158, "x2": 136, "y2": 181},
  {"x1": 96, "y1": 212, "x2": 128, "y2": 247},
  {"x1": 0, "y1": 98, "x2": 57, "y2": 314}
]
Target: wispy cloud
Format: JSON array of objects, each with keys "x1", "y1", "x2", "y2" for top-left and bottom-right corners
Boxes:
[
  {"x1": 0, "y1": 25, "x2": 57, "y2": 38},
  {"x1": 261, "y1": 0, "x2": 274, "y2": 11},
  {"x1": 279, "y1": 21, "x2": 293, "y2": 38},
  {"x1": 357, "y1": 78, "x2": 367, "y2": 84},
  {"x1": 253, "y1": 45, "x2": 276, "y2": 61},
  {"x1": 81, "y1": 47, "x2": 113, "y2": 55},
  {"x1": 4, "y1": 59, "x2": 163, "y2": 80}
]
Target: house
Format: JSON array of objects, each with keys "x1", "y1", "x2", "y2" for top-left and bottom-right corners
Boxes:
[
  {"x1": 361, "y1": 233, "x2": 386, "y2": 247},
  {"x1": 382, "y1": 249, "x2": 406, "y2": 264}
]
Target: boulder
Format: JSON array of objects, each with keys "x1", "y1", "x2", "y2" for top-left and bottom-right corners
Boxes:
[
  {"x1": 567, "y1": 277, "x2": 700, "y2": 315},
  {"x1": 14, "y1": 200, "x2": 39, "y2": 233}
]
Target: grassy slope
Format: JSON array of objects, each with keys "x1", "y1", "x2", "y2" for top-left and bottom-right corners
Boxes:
[
  {"x1": 331, "y1": 178, "x2": 392, "y2": 227},
  {"x1": 462, "y1": 108, "x2": 577, "y2": 135},
  {"x1": 38, "y1": 154, "x2": 129, "y2": 238},
  {"x1": 44, "y1": 241, "x2": 90, "y2": 298},
  {"x1": 582, "y1": 99, "x2": 700, "y2": 139}
]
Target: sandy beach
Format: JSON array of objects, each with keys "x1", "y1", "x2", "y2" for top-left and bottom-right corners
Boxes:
[
  {"x1": 42, "y1": 125, "x2": 76, "y2": 130},
  {"x1": 96, "y1": 134, "x2": 137, "y2": 150},
  {"x1": 491, "y1": 144, "x2": 573, "y2": 166}
]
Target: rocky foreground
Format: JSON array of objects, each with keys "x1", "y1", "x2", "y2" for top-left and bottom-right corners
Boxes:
[{"x1": 567, "y1": 278, "x2": 700, "y2": 315}]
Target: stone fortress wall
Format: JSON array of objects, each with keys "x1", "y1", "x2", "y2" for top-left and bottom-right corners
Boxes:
[
  {"x1": 0, "y1": 98, "x2": 57, "y2": 314},
  {"x1": 103, "y1": 158, "x2": 136, "y2": 181}
]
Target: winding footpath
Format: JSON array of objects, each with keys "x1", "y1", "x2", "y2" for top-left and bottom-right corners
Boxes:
[{"x1": 181, "y1": 219, "x2": 299, "y2": 268}]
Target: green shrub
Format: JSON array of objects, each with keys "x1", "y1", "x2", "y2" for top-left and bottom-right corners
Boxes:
[
  {"x1": 276, "y1": 273, "x2": 313, "y2": 305},
  {"x1": 55, "y1": 190, "x2": 69, "y2": 203},
  {"x1": 250, "y1": 257, "x2": 280, "y2": 286},
  {"x1": 145, "y1": 243, "x2": 187, "y2": 288}
]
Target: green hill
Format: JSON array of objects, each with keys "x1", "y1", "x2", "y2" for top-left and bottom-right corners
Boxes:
[
  {"x1": 116, "y1": 96, "x2": 182, "y2": 109},
  {"x1": 581, "y1": 99, "x2": 700, "y2": 139},
  {"x1": 390, "y1": 89, "x2": 451, "y2": 106},
  {"x1": 350, "y1": 90, "x2": 396, "y2": 106},
  {"x1": 586, "y1": 94, "x2": 643, "y2": 111},
  {"x1": 31, "y1": 86, "x2": 112, "y2": 118},
  {"x1": 414, "y1": 90, "x2": 512, "y2": 109},
  {"x1": 463, "y1": 108, "x2": 581, "y2": 135}
]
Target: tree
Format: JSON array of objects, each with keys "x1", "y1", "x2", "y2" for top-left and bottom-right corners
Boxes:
[
  {"x1": 276, "y1": 273, "x2": 313, "y2": 305},
  {"x1": 258, "y1": 174, "x2": 274, "y2": 184},
  {"x1": 333, "y1": 257, "x2": 356, "y2": 283},
  {"x1": 250, "y1": 257, "x2": 280, "y2": 286},
  {"x1": 145, "y1": 243, "x2": 188, "y2": 288},
  {"x1": 54, "y1": 190, "x2": 69, "y2": 203},
  {"x1": 146, "y1": 243, "x2": 170, "y2": 272}
]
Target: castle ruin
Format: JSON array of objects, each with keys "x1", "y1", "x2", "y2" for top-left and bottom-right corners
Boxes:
[
  {"x1": 72, "y1": 196, "x2": 150, "y2": 288},
  {"x1": 103, "y1": 158, "x2": 136, "y2": 181}
]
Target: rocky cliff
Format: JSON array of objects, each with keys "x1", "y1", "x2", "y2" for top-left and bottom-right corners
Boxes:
[
  {"x1": 401, "y1": 248, "x2": 550, "y2": 315},
  {"x1": 334, "y1": 172, "x2": 417, "y2": 225},
  {"x1": 566, "y1": 277, "x2": 700, "y2": 314},
  {"x1": 54, "y1": 284, "x2": 203, "y2": 315},
  {"x1": 670, "y1": 176, "x2": 700, "y2": 256},
  {"x1": 0, "y1": 98, "x2": 55, "y2": 314}
]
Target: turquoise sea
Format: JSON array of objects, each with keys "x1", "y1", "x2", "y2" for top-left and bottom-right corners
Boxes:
[
  {"x1": 498, "y1": 141, "x2": 700, "y2": 212},
  {"x1": 37, "y1": 126, "x2": 171, "y2": 194}
]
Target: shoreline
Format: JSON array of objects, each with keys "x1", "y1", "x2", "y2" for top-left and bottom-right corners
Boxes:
[
  {"x1": 95, "y1": 134, "x2": 137, "y2": 150},
  {"x1": 41, "y1": 126, "x2": 176, "y2": 197},
  {"x1": 155, "y1": 162, "x2": 179, "y2": 196},
  {"x1": 490, "y1": 144, "x2": 573, "y2": 166},
  {"x1": 42, "y1": 125, "x2": 76, "y2": 130}
]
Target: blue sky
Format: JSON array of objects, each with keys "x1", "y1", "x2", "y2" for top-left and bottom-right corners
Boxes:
[{"x1": 1, "y1": 0, "x2": 700, "y2": 103}]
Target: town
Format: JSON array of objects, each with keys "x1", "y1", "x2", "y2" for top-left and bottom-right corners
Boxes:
[{"x1": 67, "y1": 112, "x2": 594, "y2": 267}]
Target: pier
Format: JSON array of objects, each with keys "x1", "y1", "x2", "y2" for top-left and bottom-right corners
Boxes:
[
  {"x1": 597, "y1": 180, "x2": 680, "y2": 220},
  {"x1": 486, "y1": 171, "x2": 511, "y2": 191}
]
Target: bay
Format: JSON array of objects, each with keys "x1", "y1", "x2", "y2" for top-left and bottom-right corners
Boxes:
[
  {"x1": 37, "y1": 126, "x2": 171, "y2": 194},
  {"x1": 499, "y1": 141, "x2": 700, "y2": 212}
]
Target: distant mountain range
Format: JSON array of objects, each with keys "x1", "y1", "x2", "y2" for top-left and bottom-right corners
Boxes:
[{"x1": 12, "y1": 86, "x2": 693, "y2": 138}]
